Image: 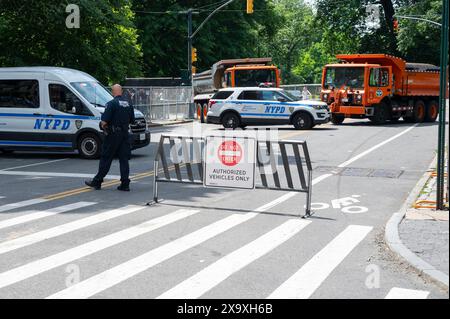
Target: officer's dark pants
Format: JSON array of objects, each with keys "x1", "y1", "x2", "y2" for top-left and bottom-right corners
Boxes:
[{"x1": 94, "y1": 131, "x2": 131, "y2": 186}]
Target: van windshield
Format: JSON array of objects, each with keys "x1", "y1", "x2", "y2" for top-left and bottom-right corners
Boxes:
[{"x1": 71, "y1": 81, "x2": 112, "y2": 107}]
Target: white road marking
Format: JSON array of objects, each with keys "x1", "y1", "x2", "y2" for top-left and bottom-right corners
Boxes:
[
  {"x1": 338, "y1": 124, "x2": 418, "y2": 168},
  {"x1": 267, "y1": 225, "x2": 373, "y2": 299},
  {"x1": 0, "y1": 158, "x2": 69, "y2": 171},
  {"x1": 0, "y1": 209, "x2": 199, "y2": 289},
  {"x1": 0, "y1": 202, "x2": 96, "y2": 231},
  {"x1": 0, "y1": 198, "x2": 49, "y2": 213},
  {"x1": 385, "y1": 287, "x2": 430, "y2": 299},
  {"x1": 0, "y1": 205, "x2": 144, "y2": 255},
  {"x1": 47, "y1": 213, "x2": 258, "y2": 299},
  {"x1": 0, "y1": 171, "x2": 121, "y2": 179},
  {"x1": 158, "y1": 219, "x2": 311, "y2": 299}
]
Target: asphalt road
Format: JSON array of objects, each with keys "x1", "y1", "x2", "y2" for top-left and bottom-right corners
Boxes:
[{"x1": 0, "y1": 118, "x2": 448, "y2": 299}]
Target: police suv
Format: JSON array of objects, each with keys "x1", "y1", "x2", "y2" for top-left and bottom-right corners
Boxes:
[
  {"x1": 0, "y1": 67, "x2": 150, "y2": 158},
  {"x1": 206, "y1": 87, "x2": 330, "y2": 129}
]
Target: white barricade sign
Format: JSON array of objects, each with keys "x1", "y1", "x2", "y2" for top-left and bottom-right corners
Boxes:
[{"x1": 204, "y1": 136, "x2": 256, "y2": 189}]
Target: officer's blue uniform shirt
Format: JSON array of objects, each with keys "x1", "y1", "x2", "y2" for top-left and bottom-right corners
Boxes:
[{"x1": 102, "y1": 96, "x2": 136, "y2": 128}]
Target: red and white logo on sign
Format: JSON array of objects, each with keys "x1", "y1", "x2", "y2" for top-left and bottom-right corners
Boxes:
[{"x1": 218, "y1": 140, "x2": 242, "y2": 166}]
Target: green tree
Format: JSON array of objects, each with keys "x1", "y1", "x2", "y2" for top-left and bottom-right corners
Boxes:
[
  {"x1": 132, "y1": 0, "x2": 279, "y2": 77},
  {"x1": 0, "y1": 0, "x2": 142, "y2": 83},
  {"x1": 396, "y1": 0, "x2": 442, "y2": 65}
]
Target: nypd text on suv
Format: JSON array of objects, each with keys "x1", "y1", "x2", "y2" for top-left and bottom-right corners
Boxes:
[
  {"x1": 206, "y1": 87, "x2": 330, "y2": 129},
  {"x1": 0, "y1": 67, "x2": 150, "y2": 159}
]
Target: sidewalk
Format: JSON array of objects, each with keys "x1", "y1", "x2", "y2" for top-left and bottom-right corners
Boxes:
[{"x1": 386, "y1": 155, "x2": 449, "y2": 288}]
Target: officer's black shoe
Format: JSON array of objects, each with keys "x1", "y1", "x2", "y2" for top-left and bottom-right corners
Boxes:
[
  {"x1": 117, "y1": 184, "x2": 130, "y2": 192},
  {"x1": 85, "y1": 180, "x2": 102, "y2": 190}
]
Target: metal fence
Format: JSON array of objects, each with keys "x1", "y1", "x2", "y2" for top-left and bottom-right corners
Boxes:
[
  {"x1": 122, "y1": 86, "x2": 192, "y2": 122},
  {"x1": 281, "y1": 84, "x2": 322, "y2": 101}
]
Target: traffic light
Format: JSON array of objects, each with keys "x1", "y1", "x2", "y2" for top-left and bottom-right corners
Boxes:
[
  {"x1": 247, "y1": 0, "x2": 254, "y2": 14},
  {"x1": 192, "y1": 66, "x2": 197, "y2": 74},
  {"x1": 393, "y1": 18, "x2": 399, "y2": 32},
  {"x1": 191, "y1": 47, "x2": 198, "y2": 63}
]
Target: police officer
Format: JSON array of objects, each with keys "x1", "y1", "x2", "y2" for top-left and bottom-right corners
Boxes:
[{"x1": 85, "y1": 84, "x2": 135, "y2": 191}]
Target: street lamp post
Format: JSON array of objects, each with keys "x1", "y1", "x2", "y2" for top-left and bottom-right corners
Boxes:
[
  {"x1": 436, "y1": 0, "x2": 449, "y2": 210},
  {"x1": 185, "y1": 0, "x2": 237, "y2": 122}
]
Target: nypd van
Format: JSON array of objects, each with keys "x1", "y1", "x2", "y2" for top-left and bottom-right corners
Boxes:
[
  {"x1": 0, "y1": 67, "x2": 150, "y2": 158},
  {"x1": 206, "y1": 87, "x2": 330, "y2": 129}
]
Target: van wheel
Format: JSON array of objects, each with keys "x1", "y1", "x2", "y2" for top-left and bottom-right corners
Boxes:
[
  {"x1": 0, "y1": 149, "x2": 14, "y2": 155},
  {"x1": 425, "y1": 100, "x2": 439, "y2": 122},
  {"x1": 222, "y1": 113, "x2": 240, "y2": 129},
  {"x1": 78, "y1": 133, "x2": 101, "y2": 159},
  {"x1": 293, "y1": 112, "x2": 313, "y2": 130}
]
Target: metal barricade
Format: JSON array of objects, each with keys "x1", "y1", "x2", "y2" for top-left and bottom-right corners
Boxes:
[
  {"x1": 122, "y1": 86, "x2": 192, "y2": 122},
  {"x1": 149, "y1": 134, "x2": 314, "y2": 217},
  {"x1": 281, "y1": 84, "x2": 322, "y2": 101}
]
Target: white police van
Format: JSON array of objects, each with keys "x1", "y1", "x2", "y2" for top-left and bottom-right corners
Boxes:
[
  {"x1": 206, "y1": 87, "x2": 330, "y2": 129},
  {"x1": 0, "y1": 67, "x2": 150, "y2": 158}
]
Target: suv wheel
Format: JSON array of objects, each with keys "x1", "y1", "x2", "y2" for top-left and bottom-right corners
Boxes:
[
  {"x1": 78, "y1": 133, "x2": 101, "y2": 159},
  {"x1": 292, "y1": 112, "x2": 313, "y2": 130},
  {"x1": 221, "y1": 113, "x2": 240, "y2": 129}
]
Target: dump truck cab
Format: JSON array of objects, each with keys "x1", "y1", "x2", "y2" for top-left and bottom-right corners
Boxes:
[{"x1": 321, "y1": 62, "x2": 393, "y2": 121}]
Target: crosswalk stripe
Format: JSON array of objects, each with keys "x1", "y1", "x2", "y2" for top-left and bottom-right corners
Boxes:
[
  {"x1": 47, "y1": 213, "x2": 258, "y2": 299},
  {"x1": 385, "y1": 287, "x2": 429, "y2": 299},
  {"x1": 0, "y1": 205, "x2": 145, "y2": 256},
  {"x1": 0, "y1": 209, "x2": 199, "y2": 290},
  {"x1": 267, "y1": 225, "x2": 372, "y2": 299},
  {"x1": 158, "y1": 219, "x2": 312, "y2": 299},
  {"x1": 0, "y1": 202, "x2": 96, "y2": 231},
  {"x1": 0, "y1": 198, "x2": 49, "y2": 213}
]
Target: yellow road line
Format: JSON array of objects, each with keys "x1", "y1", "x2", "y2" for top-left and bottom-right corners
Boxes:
[{"x1": 42, "y1": 164, "x2": 185, "y2": 201}]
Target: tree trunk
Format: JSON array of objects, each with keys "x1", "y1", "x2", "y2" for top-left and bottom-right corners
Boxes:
[{"x1": 380, "y1": 0, "x2": 398, "y2": 54}]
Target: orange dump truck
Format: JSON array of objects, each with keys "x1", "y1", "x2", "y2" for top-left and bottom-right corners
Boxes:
[{"x1": 320, "y1": 54, "x2": 440, "y2": 124}]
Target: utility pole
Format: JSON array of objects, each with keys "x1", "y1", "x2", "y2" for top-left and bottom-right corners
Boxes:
[
  {"x1": 437, "y1": 0, "x2": 449, "y2": 210},
  {"x1": 185, "y1": 0, "x2": 251, "y2": 123},
  {"x1": 187, "y1": 9, "x2": 194, "y2": 119}
]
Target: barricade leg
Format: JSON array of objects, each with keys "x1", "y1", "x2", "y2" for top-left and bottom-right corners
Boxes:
[{"x1": 304, "y1": 170, "x2": 313, "y2": 218}]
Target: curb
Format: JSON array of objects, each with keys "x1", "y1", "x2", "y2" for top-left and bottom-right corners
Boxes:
[
  {"x1": 148, "y1": 119, "x2": 194, "y2": 128},
  {"x1": 385, "y1": 155, "x2": 449, "y2": 288}
]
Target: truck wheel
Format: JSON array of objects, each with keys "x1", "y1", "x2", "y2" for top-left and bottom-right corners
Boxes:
[
  {"x1": 331, "y1": 114, "x2": 345, "y2": 125},
  {"x1": 78, "y1": 133, "x2": 101, "y2": 159},
  {"x1": 292, "y1": 112, "x2": 313, "y2": 130},
  {"x1": 425, "y1": 100, "x2": 439, "y2": 122},
  {"x1": 369, "y1": 102, "x2": 388, "y2": 125},
  {"x1": 411, "y1": 100, "x2": 426, "y2": 123},
  {"x1": 221, "y1": 113, "x2": 240, "y2": 129}
]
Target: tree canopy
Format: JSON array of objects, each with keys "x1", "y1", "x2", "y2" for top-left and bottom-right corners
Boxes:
[{"x1": 0, "y1": 0, "x2": 445, "y2": 85}]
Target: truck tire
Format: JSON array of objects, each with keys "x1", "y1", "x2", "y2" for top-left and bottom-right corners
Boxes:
[
  {"x1": 411, "y1": 100, "x2": 426, "y2": 123},
  {"x1": 369, "y1": 102, "x2": 388, "y2": 125},
  {"x1": 78, "y1": 133, "x2": 101, "y2": 159},
  {"x1": 221, "y1": 112, "x2": 240, "y2": 129},
  {"x1": 292, "y1": 112, "x2": 313, "y2": 130},
  {"x1": 331, "y1": 114, "x2": 345, "y2": 125},
  {"x1": 425, "y1": 100, "x2": 439, "y2": 122}
]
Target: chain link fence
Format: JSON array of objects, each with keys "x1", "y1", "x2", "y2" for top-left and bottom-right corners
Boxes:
[
  {"x1": 122, "y1": 87, "x2": 192, "y2": 122},
  {"x1": 281, "y1": 84, "x2": 322, "y2": 101}
]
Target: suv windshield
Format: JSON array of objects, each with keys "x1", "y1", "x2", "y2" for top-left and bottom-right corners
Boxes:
[
  {"x1": 71, "y1": 81, "x2": 112, "y2": 107},
  {"x1": 324, "y1": 67, "x2": 365, "y2": 89}
]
